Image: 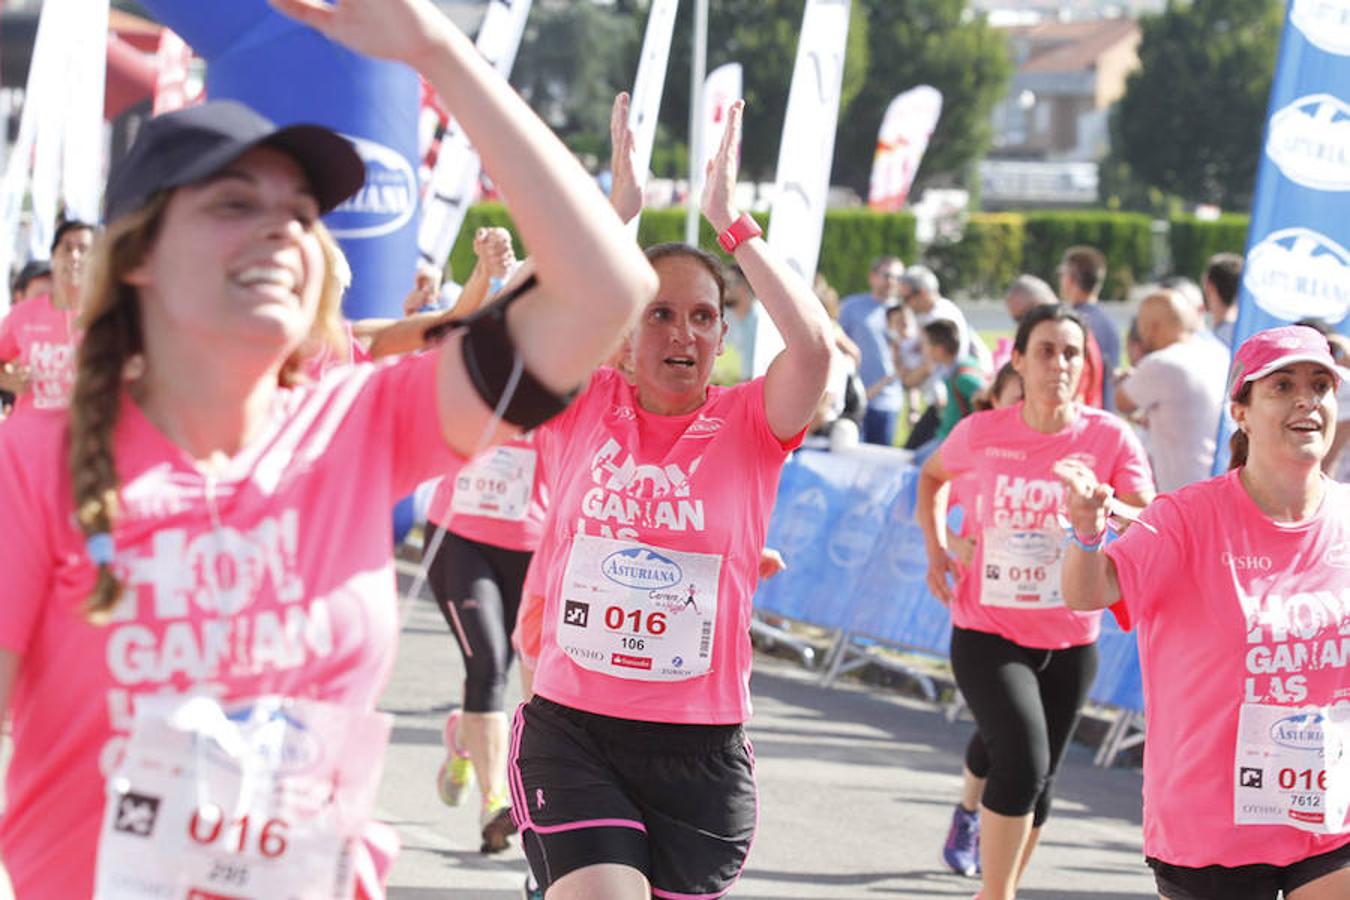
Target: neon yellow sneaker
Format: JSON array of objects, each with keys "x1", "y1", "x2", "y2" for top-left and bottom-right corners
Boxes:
[
  {"x1": 479, "y1": 792, "x2": 517, "y2": 854},
  {"x1": 436, "y1": 711, "x2": 473, "y2": 807}
]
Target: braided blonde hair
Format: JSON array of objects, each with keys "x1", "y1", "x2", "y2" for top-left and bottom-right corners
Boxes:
[{"x1": 70, "y1": 193, "x2": 348, "y2": 623}]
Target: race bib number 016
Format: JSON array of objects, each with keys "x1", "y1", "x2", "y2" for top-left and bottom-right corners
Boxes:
[
  {"x1": 557, "y1": 533, "x2": 722, "y2": 682},
  {"x1": 93, "y1": 695, "x2": 391, "y2": 899},
  {"x1": 451, "y1": 445, "x2": 536, "y2": 522},
  {"x1": 1234, "y1": 704, "x2": 1350, "y2": 834},
  {"x1": 980, "y1": 526, "x2": 1065, "y2": 609}
]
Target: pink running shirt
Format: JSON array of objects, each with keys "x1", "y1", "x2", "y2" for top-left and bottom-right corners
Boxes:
[
  {"x1": 938, "y1": 402, "x2": 1153, "y2": 649},
  {"x1": 0, "y1": 352, "x2": 458, "y2": 899},
  {"x1": 426, "y1": 433, "x2": 548, "y2": 552},
  {"x1": 0, "y1": 293, "x2": 78, "y2": 413},
  {"x1": 1108, "y1": 471, "x2": 1350, "y2": 867},
  {"x1": 529, "y1": 367, "x2": 801, "y2": 724}
]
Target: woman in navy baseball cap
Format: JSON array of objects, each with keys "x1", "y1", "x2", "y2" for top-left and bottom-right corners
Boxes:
[{"x1": 0, "y1": 0, "x2": 655, "y2": 896}]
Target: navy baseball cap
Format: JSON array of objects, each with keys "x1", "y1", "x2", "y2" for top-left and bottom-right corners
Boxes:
[{"x1": 104, "y1": 100, "x2": 365, "y2": 223}]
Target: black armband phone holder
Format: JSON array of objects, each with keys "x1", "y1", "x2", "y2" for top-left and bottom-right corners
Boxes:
[{"x1": 422, "y1": 274, "x2": 577, "y2": 430}]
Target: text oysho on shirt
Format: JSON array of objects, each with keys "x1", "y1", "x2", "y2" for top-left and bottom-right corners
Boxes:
[
  {"x1": 528, "y1": 367, "x2": 801, "y2": 725},
  {"x1": 938, "y1": 402, "x2": 1154, "y2": 650},
  {"x1": 0, "y1": 352, "x2": 458, "y2": 899},
  {"x1": 1108, "y1": 472, "x2": 1350, "y2": 869}
]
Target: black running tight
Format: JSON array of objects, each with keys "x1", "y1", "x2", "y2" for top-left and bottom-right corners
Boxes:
[
  {"x1": 950, "y1": 626, "x2": 1097, "y2": 828},
  {"x1": 424, "y1": 528, "x2": 532, "y2": 713}
]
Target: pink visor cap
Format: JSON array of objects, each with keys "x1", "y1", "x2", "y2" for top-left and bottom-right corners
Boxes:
[{"x1": 1228, "y1": 325, "x2": 1350, "y2": 400}]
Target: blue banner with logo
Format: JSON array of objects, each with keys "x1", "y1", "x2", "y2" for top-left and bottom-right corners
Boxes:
[
  {"x1": 141, "y1": 0, "x2": 420, "y2": 321},
  {"x1": 1216, "y1": 1, "x2": 1350, "y2": 468},
  {"x1": 755, "y1": 449, "x2": 1145, "y2": 712}
]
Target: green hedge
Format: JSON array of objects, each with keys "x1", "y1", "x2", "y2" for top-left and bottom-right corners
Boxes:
[
  {"x1": 447, "y1": 203, "x2": 916, "y2": 298},
  {"x1": 452, "y1": 204, "x2": 1174, "y2": 304},
  {"x1": 1021, "y1": 211, "x2": 1154, "y2": 301},
  {"x1": 924, "y1": 212, "x2": 1025, "y2": 301},
  {"x1": 814, "y1": 209, "x2": 917, "y2": 297},
  {"x1": 1168, "y1": 214, "x2": 1250, "y2": 281}
]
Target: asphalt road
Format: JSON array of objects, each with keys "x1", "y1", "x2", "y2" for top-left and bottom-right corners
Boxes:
[{"x1": 380, "y1": 576, "x2": 1156, "y2": 899}]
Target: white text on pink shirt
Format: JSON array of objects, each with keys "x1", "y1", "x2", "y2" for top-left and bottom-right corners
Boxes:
[
  {"x1": 1239, "y1": 579, "x2": 1350, "y2": 705},
  {"x1": 991, "y1": 474, "x2": 1065, "y2": 530},
  {"x1": 99, "y1": 510, "x2": 337, "y2": 776},
  {"x1": 577, "y1": 438, "x2": 708, "y2": 541}
]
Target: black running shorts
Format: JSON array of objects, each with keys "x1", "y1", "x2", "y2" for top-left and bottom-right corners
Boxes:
[
  {"x1": 1149, "y1": 839, "x2": 1350, "y2": 900},
  {"x1": 508, "y1": 696, "x2": 757, "y2": 898}
]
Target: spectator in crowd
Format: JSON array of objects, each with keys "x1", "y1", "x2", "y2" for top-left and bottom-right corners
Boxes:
[
  {"x1": 1158, "y1": 275, "x2": 1205, "y2": 319},
  {"x1": 713, "y1": 264, "x2": 760, "y2": 385},
  {"x1": 991, "y1": 274, "x2": 1056, "y2": 372},
  {"x1": 1057, "y1": 245, "x2": 1121, "y2": 411},
  {"x1": 9, "y1": 260, "x2": 52, "y2": 305},
  {"x1": 1124, "y1": 316, "x2": 1146, "y2": 368},
  {"x1": 996, "y1": 274, "x2": 1103, "y2": 408},
  {"x1": 839, "y1": 255, "x2": 907, "y2": 445},
  {"x1": 809, "y1": 274, "x2": 866, "y2": 441},
  {"x1": 1202, "y1": 252, "x2": 1243, "y2": 348},
  {"x1": 920, "y1": 318, "x2": 985, "y2": 443},
  {"x1": 899, "y1": 265, "x2": 989, "y2": 450},
  {"x1": 872, "y1": 302, "x2": 925, "y2": 426},
  {"x1": 1116, "y1": 288, "x2": 1229, "y2": 492},
  {"x1": 901, "y1": 264, "x2": 989, "y2": 370}
]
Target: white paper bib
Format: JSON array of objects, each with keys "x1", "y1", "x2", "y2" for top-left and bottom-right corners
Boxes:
[
  {"x1": 94, "y1": 695, "x2": 391, "y2": 899},
  {"x1": 555, "y1": 533, "x2": 723, "y2": 682},
  {"x1": 980, "y1": 526, "x2": 1066, "y2": 609},
  {"x1": 1233, "y1": 703, "x2": 1350, "y2": 834},
  {"x1": 450, "y1": 445, "x2": 536, "y2": 522}
]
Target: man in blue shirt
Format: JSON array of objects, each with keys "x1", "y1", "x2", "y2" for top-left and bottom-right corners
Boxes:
[
  {"x1": 1202, "y1": 252, "x2": 1242, "y2": 348},
  {"x1": 838, "y1": 255, "x2": 905, "y2": 445},
  {"x1": 1057, "y1": 245, "x2": 1121, "y2": 411}
]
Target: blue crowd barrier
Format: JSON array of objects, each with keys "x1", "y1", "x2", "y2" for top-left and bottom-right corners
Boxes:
[{"x1": 755, "y1": 447, "x2": 1144, "y2": 715}]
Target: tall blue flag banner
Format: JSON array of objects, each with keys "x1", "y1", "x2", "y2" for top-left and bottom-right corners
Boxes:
[{"x1": 1218, "y1": 1, "x2": 1350, "y2": 468}]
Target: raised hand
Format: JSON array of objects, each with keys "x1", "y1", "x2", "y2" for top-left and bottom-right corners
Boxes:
[
  {"x1": 268, "y1": 0, "x2": 451, "y2": 66},
  {"x1": 607, "y1": 93, "x2": 643, "y2": 225},
  {"x1": 701, "y1": 99, "x2": 744, "y2": 234},
  {"x1": 474, "y1": 227, "x2": 517, "y2": 281}
]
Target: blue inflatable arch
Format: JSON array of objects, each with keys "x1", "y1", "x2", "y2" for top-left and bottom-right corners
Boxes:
[{"x1": 141, "y1": 0, "x2": 420, "y2": 320}]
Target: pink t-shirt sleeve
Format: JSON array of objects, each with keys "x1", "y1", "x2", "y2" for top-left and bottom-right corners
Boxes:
[
  {"x1": 0, "y1": 418, "x2": 60, "y2": 653},
  {"x1": 937, "y1": 413, "x2": 977, "y2": 476},
  {"x1": 1106, "y1": 492, "x2": 1186, "y2": 625},
  {"x1": 745, "y1": 375, "x2": 808, "y2": 455}
]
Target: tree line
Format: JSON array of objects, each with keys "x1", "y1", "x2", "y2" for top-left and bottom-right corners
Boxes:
[{"x1": 510, "y1": 0, "x2": 1283, "y2": 214}]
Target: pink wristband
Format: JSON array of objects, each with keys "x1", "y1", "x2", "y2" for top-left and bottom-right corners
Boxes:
[{"x1": 716, "y1": 213, "x2": 763, "y2": 254}]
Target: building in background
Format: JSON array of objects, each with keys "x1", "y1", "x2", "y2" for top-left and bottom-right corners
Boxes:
[
  {"x1": 971, "y1": 0, "x2": 1164, "y2": 26},
  {"x1": 980, "y1": 15, "x2": 1141, "y2": 208}
]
